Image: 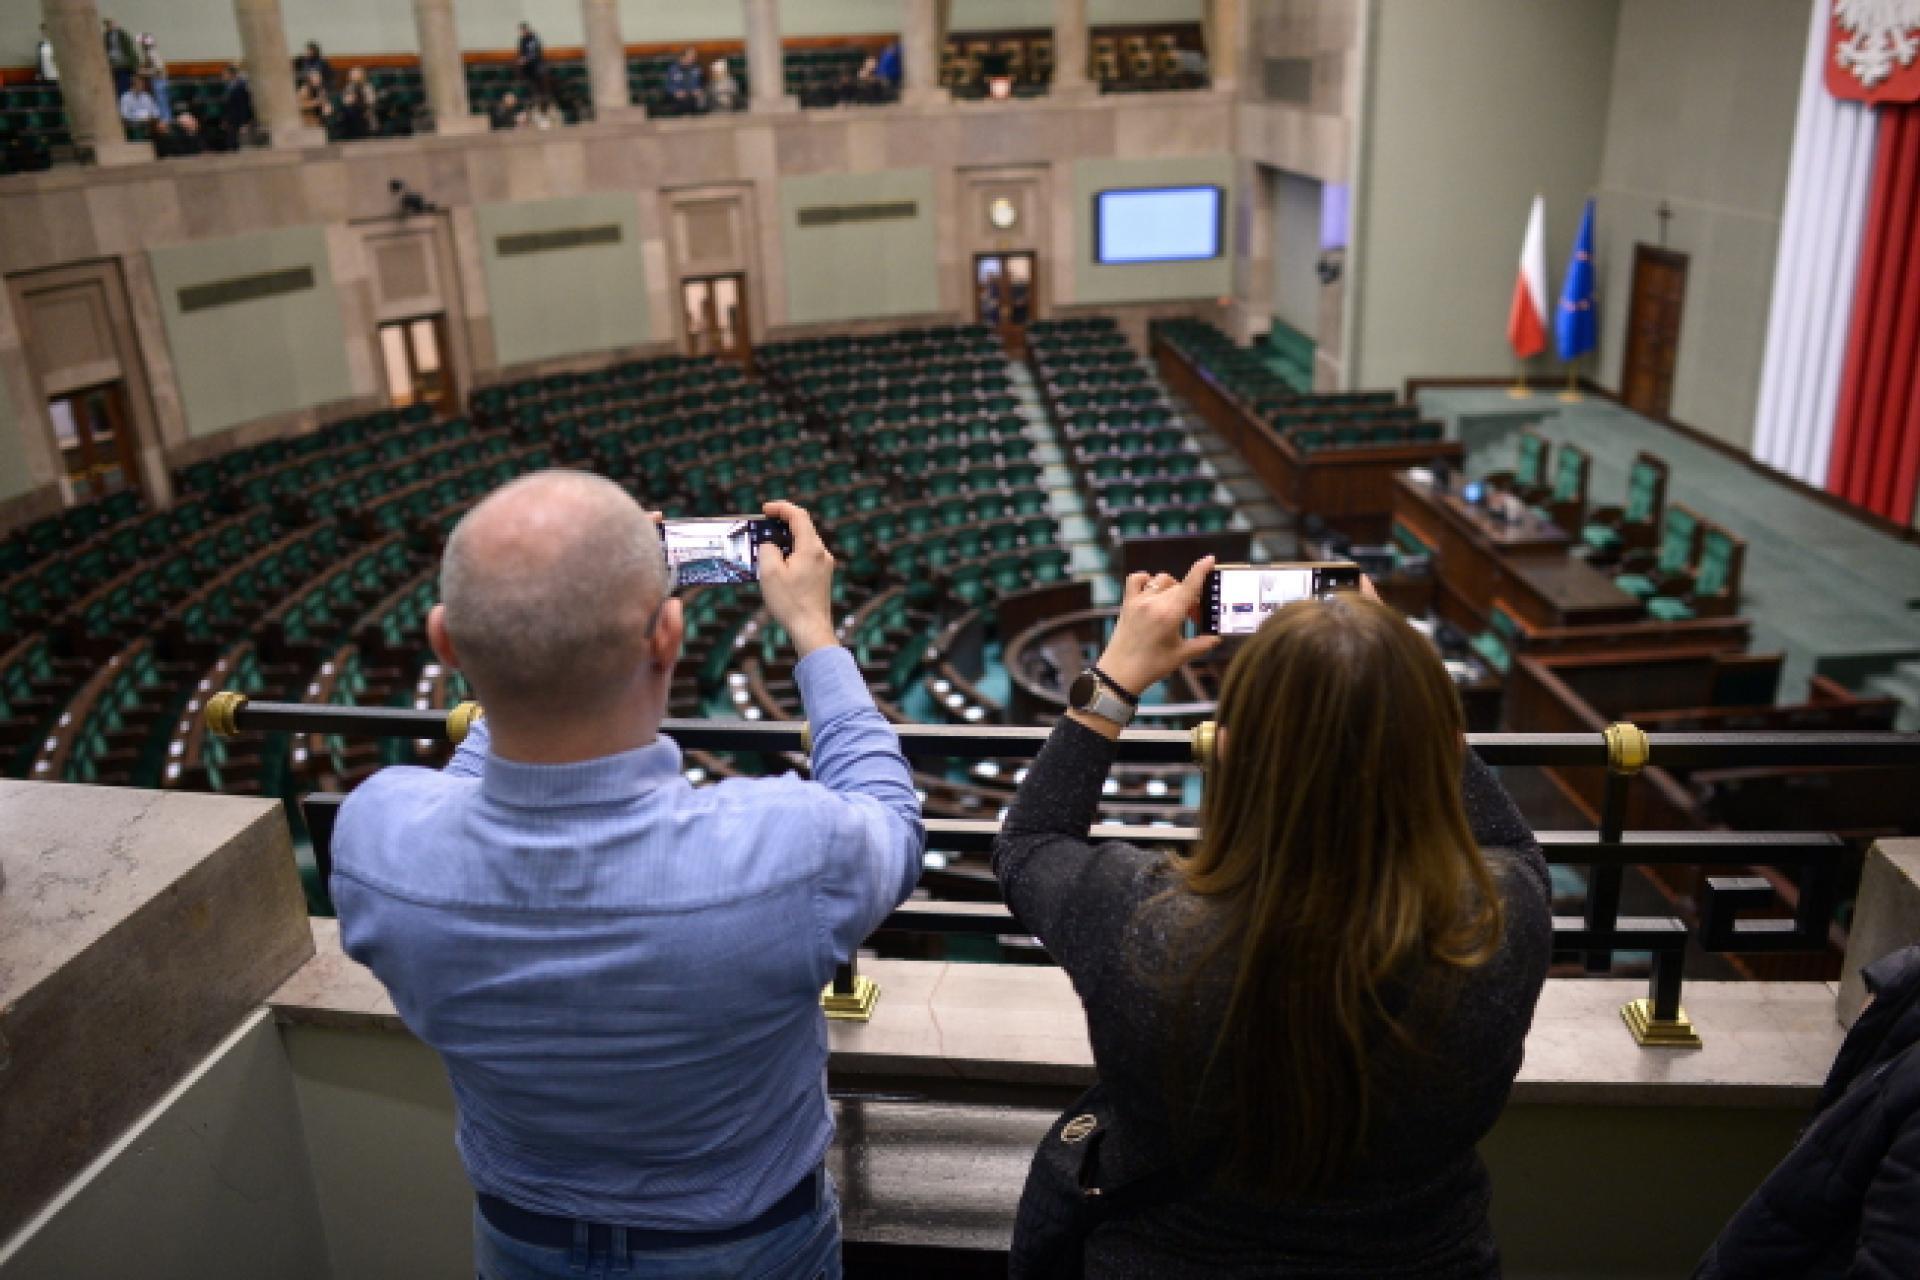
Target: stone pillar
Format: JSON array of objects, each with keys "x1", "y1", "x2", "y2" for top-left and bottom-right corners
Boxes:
[
  {"x1": 1206, "y1": 0, "x2": 1239, "y2": 91},
  {"x1": 40, "y1": 0, "x2": 144, "y2": 166},
  {"x1": 581, "y1": 0, "x2": 632, "y2": 121},
  {"x1": 743, "y1": 0, "x2": 794, "y2": 112},
  {"x1": 412, "y1": 0, "x2": 483, "y2": 135},
  {"x1": 233, "y1": 0, "x2": 322, "y2": 147},
  {"x1": 1052, "y1": 0, "x2": 1090, "y2": 97},
  {"x1": 900, "y1": 0, "x2": 948, "y2": 106}
]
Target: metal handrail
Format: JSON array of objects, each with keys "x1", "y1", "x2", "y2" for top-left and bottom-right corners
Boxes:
[{"x1": 213, "y1": 693, "x2": 1920, "y2": 1049}]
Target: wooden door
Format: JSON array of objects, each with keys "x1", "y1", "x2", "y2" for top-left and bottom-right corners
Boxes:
[
  {"x1": 1621, "y1": 246, "x2": 1687, "y2": 419},
  {"x1": 377, "y1": 316, "x2": 451, "y2": 408},
  {"x1": 974, "y1": 252, "x2": 1035, "y2": 356},
  {"x1": 48, "y1": 383, "x2": 140, "y2": 501},
  {"x1": 681, "y1": 274, "x2": 751, "y2": 362}
]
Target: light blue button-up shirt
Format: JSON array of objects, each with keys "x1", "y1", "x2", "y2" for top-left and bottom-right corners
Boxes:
[{"x1": 332, "y1": 646, "x2": 923, "y2": 1229}]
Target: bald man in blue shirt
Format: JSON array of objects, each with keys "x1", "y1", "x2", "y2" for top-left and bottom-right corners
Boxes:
[{"x1": 333, "y1": 473, "x2": 923, "y2": 1279}]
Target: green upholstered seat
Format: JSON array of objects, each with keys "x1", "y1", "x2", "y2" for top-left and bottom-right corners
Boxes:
[
  {"x1": 1514, "y1": 432, "x2": 1549, "y2": 490},
  {"x1": 1549, "y1": 446, "x2": 1587, "y2": 503},
  {"x1": 1581, "y1": 523, "x2": 1623, "y2": 553},
  {"x1": 1647, "y1": 597, "x2": 1695, "y2": 622},
  {"x1": 1694, "y1": 527, "x2": 1737, "y2": 599},
  {"x1": 1614, "y1": 506, "x2": 1698, "y2": 597}
]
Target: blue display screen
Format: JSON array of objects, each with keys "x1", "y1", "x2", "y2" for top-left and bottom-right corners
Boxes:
[{"x1": 1095, "y1": 187, "x2": 1223, "y2": 264}]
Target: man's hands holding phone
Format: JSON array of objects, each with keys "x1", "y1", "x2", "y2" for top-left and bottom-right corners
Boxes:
[{"x1": 757, "y1": 500, "x2": 839, "y2": 659}]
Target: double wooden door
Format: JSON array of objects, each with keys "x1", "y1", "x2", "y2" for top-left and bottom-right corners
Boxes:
[
  {"x1": 1622, "y1": 245, "x2": 1687, "y2": 419},
  {"x1": 48, "y1": 383, "x2": 139, "y2": 501},
  {"x1": 682, "y1": 274, "x2": 750, "y2": 361},
  {"x1": 974, "y1": 252, "x2": 1036, "y2": 355}
]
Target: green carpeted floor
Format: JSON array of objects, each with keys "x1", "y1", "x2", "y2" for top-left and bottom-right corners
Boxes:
[{"x1": 1418, "y1": 388, "x2": 1920, "y2": 705}]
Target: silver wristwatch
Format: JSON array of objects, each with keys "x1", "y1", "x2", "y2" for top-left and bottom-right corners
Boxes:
[{"x1": 1068, "y1": 667, "x2": 1139, "y2": 728}]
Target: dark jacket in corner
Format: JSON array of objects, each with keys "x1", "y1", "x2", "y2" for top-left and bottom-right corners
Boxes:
[{"x1": 1695, "y1": 945, "x2": 1920, "y2": 1280}]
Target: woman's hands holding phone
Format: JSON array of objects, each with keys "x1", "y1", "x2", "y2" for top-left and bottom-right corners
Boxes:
[{"x1": 1094, "y1": 556, "x2": 1223, "y2": 698}]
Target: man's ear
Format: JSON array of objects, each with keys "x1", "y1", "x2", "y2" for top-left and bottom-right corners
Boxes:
[
  {"x1": 427, "y1": 603, "x2": 460, "y2": 670},
  {"x1": 650, "y1": 597, "x2": 684, "y2": 674}
]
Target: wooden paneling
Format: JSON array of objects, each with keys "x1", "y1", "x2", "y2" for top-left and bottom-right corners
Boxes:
[{"x1": 1154, "y1": 335, "x2": 1462, "y2": 541}]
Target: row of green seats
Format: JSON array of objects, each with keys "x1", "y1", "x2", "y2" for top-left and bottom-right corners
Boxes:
[{"x1": 1112, "y1": 506, "x2": 1232, "y2": 538}]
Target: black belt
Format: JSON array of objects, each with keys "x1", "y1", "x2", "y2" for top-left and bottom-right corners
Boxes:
[{"x1": 477, "y1": 1166, "x2": 821, "y2": 1253}]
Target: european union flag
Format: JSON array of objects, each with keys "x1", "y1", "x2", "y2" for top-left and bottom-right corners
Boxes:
[{"x1": 1556, "y1": 198, "x2": 1597, "y2": 361}]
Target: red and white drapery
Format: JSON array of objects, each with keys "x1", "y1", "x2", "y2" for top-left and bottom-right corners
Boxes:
[
  {"x1": 1827, "y1": 104, "x2": 1920, "y2": 522},
  {"x1": 1754, "y1": 1, "x2": 1920, "y2": 525}
]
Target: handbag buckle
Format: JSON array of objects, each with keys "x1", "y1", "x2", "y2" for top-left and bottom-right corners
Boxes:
[{"x1": 1061, "y1": 1114, "x2": 1098, "y2": 1144}]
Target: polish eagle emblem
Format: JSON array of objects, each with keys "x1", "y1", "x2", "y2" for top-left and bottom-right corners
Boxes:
[{"x1": 1834, "y1": 0, "x2": 1920, "y2": 87}]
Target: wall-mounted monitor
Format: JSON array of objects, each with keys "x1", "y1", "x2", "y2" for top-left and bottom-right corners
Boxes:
[{"x1": 1094, "y1": 186, "x2": 1224, "y2": 265}]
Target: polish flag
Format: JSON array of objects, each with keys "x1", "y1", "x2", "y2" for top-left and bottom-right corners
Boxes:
[{"x1": 1507, "y1": 195, "x2": 1549, "y2": 360}]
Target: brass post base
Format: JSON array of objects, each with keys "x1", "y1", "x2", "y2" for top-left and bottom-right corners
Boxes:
[
  {"x1": 822, "y1": 976, "x2": 880, "y2": 1021},
  {"x1": 1621, "y1": 997, "x2": 1703, "y2": 1048},
  {"x1": 1506, "y1": 384, "x2": 1534, "y2": 399}
]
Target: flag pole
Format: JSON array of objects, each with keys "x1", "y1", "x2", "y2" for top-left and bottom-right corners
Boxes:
[
  {"x1": 1559, "y1": 359, "x2": 1581, "y2": 403},
  {"x1": 1508, "y1": 367, "x2": 1532, "y2": 399}
]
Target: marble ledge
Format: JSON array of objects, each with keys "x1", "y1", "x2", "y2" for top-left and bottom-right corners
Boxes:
[{"x1": 272, "y1": 923, "x2": 1847, "y2": 1107}]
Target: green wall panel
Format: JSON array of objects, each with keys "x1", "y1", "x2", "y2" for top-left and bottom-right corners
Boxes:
[
  {"x1": 1072, "y1": 154, "x2": 1235, "y2": 306},
  {"x1": 476, "y1": 194, "x2": 651, "y2": 369},
  {"x1": 149, "y1": 227, "x2": 353, "y2": 440},
  {"x1": 779, "y1": 169, "x2": 940, "y2": 326}
]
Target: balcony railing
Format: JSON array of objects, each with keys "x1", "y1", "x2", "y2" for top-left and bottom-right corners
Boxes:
[{"x1": 206, "y1": 692, "x2": 1920, "y2": 1048}]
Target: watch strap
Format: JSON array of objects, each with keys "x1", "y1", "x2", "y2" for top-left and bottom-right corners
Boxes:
[
  {"x1": 1089, "y1": 664, "x2": 1141, "y2": 706},
  {"x1": 1075, "y1": 675, "x2": 1137, "y2": 728}
]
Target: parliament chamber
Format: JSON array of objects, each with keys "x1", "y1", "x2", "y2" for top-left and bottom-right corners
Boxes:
[{"x1": 5, "y1": 1, "x2": 1920, "y2": 1277}]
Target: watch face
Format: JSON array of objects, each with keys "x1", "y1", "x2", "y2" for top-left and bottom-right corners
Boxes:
[{"x1": 1069, "y1": 671, "x2": 1099, "y2": 709}]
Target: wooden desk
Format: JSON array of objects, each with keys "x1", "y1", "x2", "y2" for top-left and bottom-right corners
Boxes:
[
  {"x1": 1392, "y1": 472, "x2": 1640, "y2": 630},
  {"x1": 1154, "y1": 338, "x2": 1463, "y2": 541},
  {"x1": 1506, "y1": 558, "x2": 1646, "y2": 628}
]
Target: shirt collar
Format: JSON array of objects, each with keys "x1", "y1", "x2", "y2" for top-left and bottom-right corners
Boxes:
[{"x1": 479, "y1": 735, "x2": 684, "y2": 808}]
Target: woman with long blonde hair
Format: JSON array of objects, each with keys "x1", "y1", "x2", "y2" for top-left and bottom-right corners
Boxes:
[{"x1": 994, "y1": 560, "x2": 1551, "y2": 1277}]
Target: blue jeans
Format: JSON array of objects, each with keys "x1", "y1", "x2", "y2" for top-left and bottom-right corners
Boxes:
[{"x1": 474, "y1": 1172, "x2": 842, "y2": 1280}]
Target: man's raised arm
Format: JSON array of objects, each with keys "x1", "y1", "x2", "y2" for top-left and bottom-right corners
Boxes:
[{"x1": 760, "y1": 500, "x2": 924, "y2": 965}]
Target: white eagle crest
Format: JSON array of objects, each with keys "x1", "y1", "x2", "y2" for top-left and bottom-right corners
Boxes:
[{"x1": 1834, "y1": 0, "x2": 1920, "y2": 87}]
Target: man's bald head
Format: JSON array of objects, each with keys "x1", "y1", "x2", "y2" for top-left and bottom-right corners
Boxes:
[{"x1": 439, "y1": 471, "x2": 669, "y2": 717}]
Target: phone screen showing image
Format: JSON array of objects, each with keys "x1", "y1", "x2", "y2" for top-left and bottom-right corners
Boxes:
[
  {"x1": 1204, "y1": 563, "x2": 1361, "y2": 635},
  {"x1": 662, "y1": 517, "x2": 789, "y2": 585}
]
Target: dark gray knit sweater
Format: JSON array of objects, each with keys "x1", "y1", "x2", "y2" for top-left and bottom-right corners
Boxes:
[{"x1": 992, "y1": 719, "x2": 1552, "y2": 1279}]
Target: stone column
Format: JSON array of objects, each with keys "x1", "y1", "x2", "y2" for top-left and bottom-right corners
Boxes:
[
  {"x1": 1051, "y1": 0, "x2": 1090, "y2": 97},
  {"x1": 1206, "y1": 0, "x2": 1240, "y2": 91},
  {"x1": 233, "y1": 0, "x2": 322, "y2": 147},
  {"x1": 900, "y1": 0, "x2": 948, "y2": 106},
  {"x1": 40, "y1": 0, "x2": 144, "y2": 166},
  {"x1": 412, "y1": 0, "x2": 483, "y2": 135},
  {"x1": 581, "y1": 0, "x2": 632, "y2": 121},
  {"x1": 743, "y1": 0, "x2": 794, "y2": 112}
]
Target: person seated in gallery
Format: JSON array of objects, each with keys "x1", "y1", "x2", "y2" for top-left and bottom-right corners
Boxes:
[
  {"x1": 852, "y1": 55, "x2": 889, "y2": 104},
  {"x1": 336, "y1": 66, "x2": 378, "y2": 139},
  {"x1": 330, "y1": 474, "x2": 923, "y2": 1279},
  {"x1": 295, "y1": 68, "x2": 330, "y2": 129},
  {"x1": 994, "y1": 563, "x2": 1552, "y2": 1277},
  {"x1": 663, "y1": 47, "x2": 706, "y2": 114},
  {"x1": 167, "y1": 111, "x2": 205, "y2": 157},
  {"x1": 708, "y1": 59, "x2": 742, "y2": 112},
  {"x1": 490, "y1": 91, "x2": 525, "y2": 131},
  {"x1": 118, "y1": 74, "x2": 162, "y2": 126}
]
